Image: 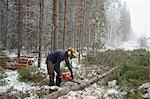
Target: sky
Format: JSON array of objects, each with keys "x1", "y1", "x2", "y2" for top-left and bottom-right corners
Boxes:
[{"x1": 122, "y1": 0, "x2": 150, "y2": 38}]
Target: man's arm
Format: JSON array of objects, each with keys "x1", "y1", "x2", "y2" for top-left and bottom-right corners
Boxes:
[
  {"x1": 55, "y1": 58, "x2": 62, "y2": 75},
  {"x1": 65, "y1": 58, "x2": 73, "y2": 79}
]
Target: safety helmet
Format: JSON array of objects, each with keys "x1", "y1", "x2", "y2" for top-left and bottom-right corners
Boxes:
[{"x1": 67, "y1": 48, "x2": 77, "y2": 58}]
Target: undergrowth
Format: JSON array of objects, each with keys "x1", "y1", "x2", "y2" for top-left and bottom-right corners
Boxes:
[
  {"x1": 17, "y1": 65, "x2": 48, "y2": 85},
  {"x1": 82, "y1": 49, "x2": 150, "y2": 98},
  {"x1": 0, "y1": 68, "x2": 6, "y2": 86}
]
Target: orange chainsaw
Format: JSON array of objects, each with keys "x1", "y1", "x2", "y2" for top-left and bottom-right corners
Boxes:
[
  {"x1": 60, "y1": 72, "x2": 73, "y2": 81},
  {"x1": 60, "y1": 72, "x2": 81, "y2": 84}
]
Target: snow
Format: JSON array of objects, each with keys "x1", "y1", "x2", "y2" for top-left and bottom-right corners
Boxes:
[
  {"x1": 108, "y1": 80, "x2": 117, "y2": 88},
  {"x1": 0, "y1": 50, "x2": 46, "y2": 98},
  {"x1": 1, "y1": 50, "x2": 149, "y2": 98},
  {"x1": 118, "y1": 40, "x2": 140, "y2": 50},
  {"x1": 138, "y1": 83, "x2": 150, "y2": 98},
  {"x1": 0, "y1": 50, "x2": 82, "y2": 98},
  {"x1": 107, "y1": 89, "x2": 119, "y2": 95},
  {"x1": 59, "y1": 81, "x2": 127, "y2": 99},
  {"x1": 0, "y1": 70, "x2": 40, "y2": 94},
  {"x1": 1, "y1": 50, "x2": 17, "y2": 57},
  {"x1": 34, "y1": 57, "x2": 47, "y2": 73}
]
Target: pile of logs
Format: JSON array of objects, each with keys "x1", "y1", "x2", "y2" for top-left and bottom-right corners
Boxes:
[{"x1": 0, "y1": 56, "x2": 34, "y2": 70}]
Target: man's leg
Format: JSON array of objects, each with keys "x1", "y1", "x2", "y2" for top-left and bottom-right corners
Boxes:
[
  {"x1": 49, "y1": 73, "x2": 55, "y2": 86},
  {"x1": 56, "y1": 73, "x2": 61, "y2": 87},
  {"x1": 54, "y1": 66, "x2": 62, "y2": 87},
  {"x1": 47, "y1": 61, "x2": 55, "y2": 86}
]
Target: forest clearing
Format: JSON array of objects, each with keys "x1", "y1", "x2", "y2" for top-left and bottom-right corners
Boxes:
[
  {"x1": 0, "y1": 49, "x2": 149, "y2": 98},
  {"x1": 0, "y1": 0, "x2": 150, "y2": 99}
]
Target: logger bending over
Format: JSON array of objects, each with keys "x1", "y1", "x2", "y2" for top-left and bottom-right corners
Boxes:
[{"x1": 46, "y1": 48, "x2": 77, "y2": 87}]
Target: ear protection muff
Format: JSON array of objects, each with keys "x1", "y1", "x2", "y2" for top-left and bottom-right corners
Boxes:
[
  {"x1": 71, "y1": 48, "x2": 76, "y2": 53},
  {"x1": 67, "y1": 51, "x2": 71, "y2": 56},
  {"x1": 67, "y1": 48, "x2": 77, "y2": 58},
  {"x1": 72, "y1": 52, "x2": 77, "y2": 58}
]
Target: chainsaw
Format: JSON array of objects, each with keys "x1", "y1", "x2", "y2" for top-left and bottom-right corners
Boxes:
[
  {"x1": 60, "y1": 72, "x2": 73, "y2": 81},
  {"x1": 60, "y1": 72, "x2": 81, "y2": 84}
]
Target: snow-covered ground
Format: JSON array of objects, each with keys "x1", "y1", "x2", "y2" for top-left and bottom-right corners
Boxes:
[
  {"x1": 59, "y1": 81, "x2": 150, "y2": 99},
  {"x1": 0, "y1": 50, "x2": 108, "y2": 98},
  {"x1": 0, "y1": 50, "x2": 81, "y2": 98},
  {"x1": 1, "y1": 70, "x2": 36, "y2": 93},
  {"x1": 0, "y1": 51, "x2": 45, "y2": 98},
  {"x1": 59, "y1": 80, "x2": 127, "y2": 99},
  {"x1": 105, "y1": 39, "x2": 150, "y2": 51},
  {"x1": 118, "y1": 40, "x2": 140, "y2": 50},
  {"x1": 1, "y1": 50, "x2": 149, "y2": 98}
]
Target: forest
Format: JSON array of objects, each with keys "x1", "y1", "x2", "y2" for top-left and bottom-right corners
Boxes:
[{"x1": 0, "y1": 0, "x2": 150, "y2": 98}]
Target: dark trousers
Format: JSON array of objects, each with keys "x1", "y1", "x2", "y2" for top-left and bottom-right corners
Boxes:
[{"x1": 47, "y1": 60, "x2": 61, "y2": 87}]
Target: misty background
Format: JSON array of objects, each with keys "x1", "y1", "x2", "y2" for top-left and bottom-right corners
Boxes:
[{"x1": 119, "y1": 0, "x2": 150, "y2": 50}]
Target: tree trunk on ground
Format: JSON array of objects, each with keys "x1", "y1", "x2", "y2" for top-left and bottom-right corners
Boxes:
[{"x1": 43, "y1": 67, "x2": 117, "y2": 99}]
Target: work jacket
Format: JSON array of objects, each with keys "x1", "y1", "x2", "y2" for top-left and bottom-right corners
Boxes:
[{"x1": 46, "y1": 51, "x2": 72, "y2": 74}]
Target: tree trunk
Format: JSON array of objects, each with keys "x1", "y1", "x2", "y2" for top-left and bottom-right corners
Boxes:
[
  {"x1": 1, "y1": 0, "x2": 9, "y2": 49},
  {"x1": 17, "y1": 0, "x2": 22, "y2": 57},
  {"x1": 74, "y1": 1, "x2": 78, "y2": 49},
  {"x1": 77, "y1": 0, "x2": 85, "y2": 63},
  {"x1": 38, "y1": 0, "x2": 44, "y2": 68},
  {"x1": 63, "y1": 0, "x2": 67, "y2": 50},
  {"x1": 52, "y1": 0, "x2": 59, "y2": 51},
  {"x1": 5, "y1": 0, "x2": 9, "y2": 49}
]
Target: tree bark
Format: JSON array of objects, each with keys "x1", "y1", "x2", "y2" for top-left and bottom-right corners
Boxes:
[
  {"x1": 52, "y1": 0, "x2": 59, "y2": 51},
  {"x1": 63, "y1": 0, "x2": 67, "y2": 50},
  {"x1": 38, "y1": 0, "x2": 44, "y2": 67},
  {"x1": 17, "y1": 0, "x2": 22, "y2": 57}
]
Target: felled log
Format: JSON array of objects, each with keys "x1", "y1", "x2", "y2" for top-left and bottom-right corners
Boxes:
[
  {"x1": 0, "y1": 57, "x2": 15, "y2": 62},
  {"x1": 14, "y1": 56, "x2": 34, "y2": 65},
  {"x1": 10, "y1": 64, "x2": 28, "y2": 70},
  {"x1": 43, "y1": 67, "x2": 117, "y2": 99},
  {"x1": 0, "y1": 56, "x2": 34, "y2": 70}
]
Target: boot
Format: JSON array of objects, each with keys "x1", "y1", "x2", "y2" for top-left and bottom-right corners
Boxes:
[
  {"x1": 49, "y1": 75, "x2": 55, "y2": 86},
  {"x1": 56, "y1": 75, "x2": 61, "y2": 87}
]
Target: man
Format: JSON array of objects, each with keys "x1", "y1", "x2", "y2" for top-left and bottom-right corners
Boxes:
[{"x1": 46, "y1": 48, "x2": 77, "y2": 87}]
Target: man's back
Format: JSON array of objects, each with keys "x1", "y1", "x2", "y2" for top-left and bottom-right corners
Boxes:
[{"x1": 47, "y1": 51, "x2": 66, "y2": 64}]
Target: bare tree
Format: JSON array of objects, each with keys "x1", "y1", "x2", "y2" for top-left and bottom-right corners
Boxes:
[
  {"x1": 0, "y1": 0, "x2": 9, "y2": 49},
  {"x1": 38, "y1": 0, "x2": 44, "y2": 67},
  {"x1": 0, "y1": 0, "x2": 131, "y2": 59},
  {"x1": 62, "y1": 0, "x2": 67, "y2": 49},
  {"x1": 52, "y1": 0, "x2": 59, "y2": 51},
  {"x1": 17, "y1": 0, "x2": 22, "y2": 57}
]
